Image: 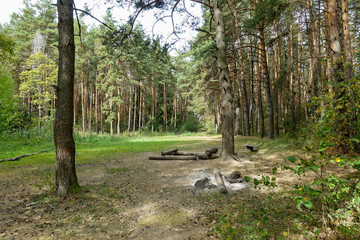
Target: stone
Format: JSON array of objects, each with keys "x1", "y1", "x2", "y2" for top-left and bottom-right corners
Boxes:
[
  {"x1": 194, "y1": 177, "x2": 210, "y2": 189},
  {"x1": 228, "y1": 171, "x2": 242, "y2": 179}
]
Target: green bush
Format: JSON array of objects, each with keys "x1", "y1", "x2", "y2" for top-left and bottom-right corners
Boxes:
[{"x1": 180, "y1": 117, "x2": 201, "y2": 132}]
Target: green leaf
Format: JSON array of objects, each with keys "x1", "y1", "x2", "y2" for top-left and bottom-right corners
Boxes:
[
  {"x1": 287, "y1": 156, "x2": 297, "y2": 163},
  {"x1": 310, "y1": 166, "x2": 320, "y2": 172},
  {"x1": 272, "y1": 167, "x2": 277, "y2": 175},
  {"x1": 244, "y1": 176, "x2": 251, "y2": 182},
  {"x1": 302, "y1": 201, "x2": 313, "y2": 209},
  {"x1": 304, "y1": 146, "x2": 312, "y2": 151}
]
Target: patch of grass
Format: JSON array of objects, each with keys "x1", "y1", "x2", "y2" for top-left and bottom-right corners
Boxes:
[
  {"x1": 0, "y1": 130, "x2": 220, "y2": 172},
  {"x1": 234, "y1": 135, "x2": 304, "y2": 156},
  {"x1": 199, "y1": 192, "x2": 301, "y2": 239},
  {"x1": 139, "y1": 208, "x2": 191, "y2": 227}
]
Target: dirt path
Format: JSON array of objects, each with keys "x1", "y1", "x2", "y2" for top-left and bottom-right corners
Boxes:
[
  {"x1": 0, "y1": 136, "x2": 303, "y2": 239},
  {"x1": 75, "y1": 151, "x2": 252, "y2": 239}
]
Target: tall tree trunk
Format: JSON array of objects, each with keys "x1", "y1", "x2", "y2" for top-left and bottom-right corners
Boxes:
[
  {"x1": 133, "y1": 83, "x2": 137, "y2": 134},
  {"x1": 257, "y1": 53, "x2": 265, "y2": 138},
  {"x1": 305, "y1": 11, "x2": 315, "y2": 119},
  {"x1": 341, "y1": 0, "x2": 353, "y2": 81},
  {"x1": 213, "y1": 0, "x2": 234, "y2": 158},
  {"x1": 296, "y1": 16, "x2": 302, "y2": 122},
  {"x1": 249, "y1": 41, "x2": 256, "y2": 135},
  {"x1": 110, "y1": 91, "x2": 113, "y2": 135},
  {"x1": 81, "y1": 66, "x2": 85, "y2": 132},
  {"x1": 117, "y1": 85, "x2": 121, "y2": 135},
  {"x1": 234, "y1": 12, "x2": 250, "y2": 136},
  {"x1": 88, "y1": 83, "x2": 92, "y2": 133},
  {"x1": 326, "y1": 0, "x2": 343, "y2": 97},
  {"x1": 258, "y1": 0, "x2": 274, "y2": 139},
  {"x1": 54, "y1": 0, "x2": 79, "y2": 197},
  {"x1": 127, "y1": 84, "x2": 132, "y2": 135},
  {"x1": 273, "y1": 21, "x2": 280, "y2": 136},
  {"x1": 138, "y1": 80, "x2": 142, "y2": 132},
  {"x1": 100, "y1": 92, "x2": 103, "y2": 133},
  {"x1": 288, "y1": 21, "x2": 296, "y2": 132},
  {"x1": 308, "y1": 0, "x2": 321, "y2": 116},
  {"x1": 151, "y1": 76, "x2": 156, "y2": 133},
  {"x1": 173, "y1": 85, "x2": 177, "y2": 129},
  {"x1": 326, "y1": 0, "x2": 348, "y2": 149},
  {"x1": 95, "y1": 83, "x2": 99, "y2": 133},
  {"x1": 302, "y1": 65, "x2": 308, "y2": 122},
  {"x1": 163, "y1": 82, "x2": 167, "y2": 132}
]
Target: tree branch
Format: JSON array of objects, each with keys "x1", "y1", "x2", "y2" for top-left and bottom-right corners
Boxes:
[
  {"x1": 196, "y1": 28, "x2": 215, "y2": 36},
  {"x1": 191, "y1": 0, "x2": 214, "y2": 9},
  {"x1": 119, "y1": 0, "x2": 160, "y2": 44},
  {"x1": 0, "y1": 148, "x2": 54, "y2": 163},
  {"x1": 73, "y1": 2, "x2": 83, "y2": 44},
  {"x1": 73, "y1": 8, "x2": 114, "y2": 30}
]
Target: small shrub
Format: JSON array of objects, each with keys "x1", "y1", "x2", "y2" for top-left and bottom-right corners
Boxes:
[{"x1": 180, "y1": 117, "x2": 201, "y2": 132}]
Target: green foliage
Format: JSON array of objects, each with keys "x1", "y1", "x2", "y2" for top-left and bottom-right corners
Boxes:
[
  {"x1": 19, "y1": 51, "x2": 57, "y2": 127},
  {"x1": 0, "y1": 32, "x2": 15, "y2": 64},
  {"x1": 180, "y1": 117, "x2": 201, "y2": 132},
  {"x1": 244, "y1": 0, "x2": 288, "y2": 29},
  {"x1": 0, "y1": 68, "x2": 18, "y2": 132},
  {"x1": 308, "y1": 67, "x2": 360, "y2": 153},
  {"x1": 283, "y1": 149, "x2": 360, "y2": 238},
  {"x1": 214, "y1": 196, "x2": 298, "y2": 239}
]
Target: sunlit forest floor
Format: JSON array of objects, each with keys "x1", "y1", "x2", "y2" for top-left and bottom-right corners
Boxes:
[{"x1": 0, "y1": 132, "x2": 355, "y2": 239}]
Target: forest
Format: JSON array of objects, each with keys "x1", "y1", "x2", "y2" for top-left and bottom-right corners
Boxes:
[{"x1": 0, "y1": 0, "x2": 360, "y2": 239}]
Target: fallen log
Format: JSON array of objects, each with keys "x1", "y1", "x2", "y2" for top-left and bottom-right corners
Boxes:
[
  {"x1": 149, "y1": 153, "x2": 220, "y2": 161},
  {"x1": 232, "y1": 155, "x2": 244, "y2": 162},
  {"x1": 173, "y1": 151, "x2": 199, "y2": 156},
  {"x1": 0, "y1": 148, "x2": 54, "y2": 163},
  {"x1": 161, "y1": 148, "x2": 178, "y2": 156},
  {"x1": 245, "y1": 145, "x2": 256, "y2": 152},
  {"x1": 174, "y1": 151, "x2": 220, "y2": 158},
  {"x1": 149, "y1": 155, "x2": 197, "y2": 160},
  {"x1": 197, "y1": 153, "x2": 220, "y2": 160},
  {"x1": 214, "y1": 168, "x2": 227, "y2": 194},
  {"x1": 205, "y1": 147, "x2": 218, "y2": 157}
]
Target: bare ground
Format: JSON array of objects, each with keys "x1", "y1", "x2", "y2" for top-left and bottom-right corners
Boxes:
[{"x1": 0, "y1": 136, "x2": 325, "y2": 239}]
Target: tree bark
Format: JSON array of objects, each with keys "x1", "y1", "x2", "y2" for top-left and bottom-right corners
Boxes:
[
  {"x1": 273, "y1": 21, "x2": 280, "y2": 136},
  {"x1": 110, "y1": 90, "x2": 113, "y2": 135},
  {"x1": 95, "y1": 81, "x2": 98, "y2": 133},
  {"x1": 288, "y1": 20, "x2": 296, "y2": 132},
  {"x1": 296, "y1": 15, "x2": 302, "y2": 122},
  {"x1": 127, "y1": 84, "x2": 132, "y2": 135},
  {"x1": 326, "y1": 0, "x2": 343, "y2": 97},
  {"x1": 234, "y1": 11, "x2": 250, "y2": 136},
  {"x1": 138, "y1": 80, "x2": 142, "y2": 131},
  {"x1": 133, "y1": 83, "x2": 137, "y2": 134},
  {"x1": 213, "y1": 0, "x2": 235, "y2": 159},
  {"x1": 88, "y1": 83, "x2": 92, "y2": 133},
  {"x1": 117, "y1": 85, "x2": 121, "y2": 135},
  {"x1": 163, "y1": 82, "x2": 167, "y2": 132},
  {"x1": 151, "y1": 75, "x2": 156, "y2": 133},
  {"x1": 341, "y1": 0, "x2": 353, "y2": 81},
  {"x1": 54, "y1": 0, "x2": 80, "y2": 197},
  {"x1": 258, "y1": 2, "x2": 274, "y2": 139},
  {"x1": 257, "y1": 54, "x2": 264, "y2": 138}
]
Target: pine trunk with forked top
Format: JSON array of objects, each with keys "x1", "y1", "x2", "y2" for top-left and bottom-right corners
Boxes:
[
  {"x1": 212, "y1": 0, "x2": 235, "y2": 159},
  {"x1": 54, "y1": 0, "x2": 80, "y2": 197}
]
